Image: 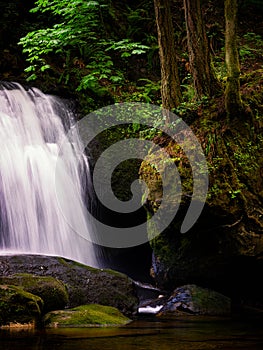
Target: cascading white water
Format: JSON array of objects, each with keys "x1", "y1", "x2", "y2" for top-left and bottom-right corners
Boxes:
[{"x1": 0, "y1": 82, "x2": 97, "y2": 267}]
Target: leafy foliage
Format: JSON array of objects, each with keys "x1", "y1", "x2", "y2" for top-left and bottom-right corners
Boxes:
[
  {"x1": 19, "y1": 0, "x2": 149, "y2": 94},
  {"x1": 239, "y1": 32, "x2": 263, "y2": 62}
]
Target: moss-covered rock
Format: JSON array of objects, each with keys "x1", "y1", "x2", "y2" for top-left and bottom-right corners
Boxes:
[
  {"x1": 157, "y1": 284, "x2": 231, "y2": 317},
  {"x1": 0, "y1": 255, "x2": 138, "y2": 316},
  {"x1": 139, "y1": 91, "x2": 263, "y2": 307},
  {"x1": 44, "y1": 304, "x2": 131, "y2": 328},
  {"x1": 0, "y1": 284, "x2": 43, "y2": 327},
  {"x1": 0, "y1": 273, "x2": 68, "y2": 313}
]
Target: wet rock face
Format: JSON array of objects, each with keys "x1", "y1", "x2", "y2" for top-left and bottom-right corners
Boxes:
[
  {"x1": 149, "y1": 216, "x2": 263, "y2": 308},
  {"x1": 146, "y1": 202, "x2": 263, "y2": 308},
  {"x1": 0, "y1": 254, "x2": 138, "y2": 316},
  {"x1": 139, "y1": 109, "x2": 263, "y2": 309}
]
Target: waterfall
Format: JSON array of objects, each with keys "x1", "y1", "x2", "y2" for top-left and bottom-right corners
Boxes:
[{"x1": 0, "y1": 82, "x2": 97, "y2": 267}]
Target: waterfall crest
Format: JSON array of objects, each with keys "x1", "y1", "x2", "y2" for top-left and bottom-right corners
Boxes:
[{"x1": 0, "y1": 82, "x2": 97, "y2": 267}]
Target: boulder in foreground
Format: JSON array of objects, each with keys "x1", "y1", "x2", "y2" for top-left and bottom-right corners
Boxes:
[
  {"x1": 158, "y1": 284, "x2": 231, "y2": 317},
  {"x1": 44, "y1": 304, "x2": 131, "y2": 328},
  {"x1": 0, "y1": 254, "x2": 138, "y2": 316},
  {"x1": 0, "y1": 273, "x2": 68, "y2": 313},
  {"x1": 0, "y1": 284, "x2": 43, "y2": 327}
]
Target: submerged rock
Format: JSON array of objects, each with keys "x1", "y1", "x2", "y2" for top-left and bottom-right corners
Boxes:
[
  {"x1": 0, "y1": 273, "x2": 68, "y2": 313},
  {"x1": 44, "y1": 304, "x2": 131, "y2": 328},
  {"x1": 0, "y1": 284, "x2": 43, "y2": 327},
  {"x1": 0, "y1": 254, "x2": 138, "y2": 316}
]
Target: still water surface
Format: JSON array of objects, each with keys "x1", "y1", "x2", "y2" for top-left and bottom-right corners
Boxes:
[{"x1": 1, "y1": 317, "x2": 263, "y2": 350}]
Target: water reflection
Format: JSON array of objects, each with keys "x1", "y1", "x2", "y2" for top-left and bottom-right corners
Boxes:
[{"x1": 1, "y1": 317, "x2": 263, "y2": 350}]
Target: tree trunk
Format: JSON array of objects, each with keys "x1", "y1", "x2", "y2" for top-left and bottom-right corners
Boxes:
[
  {"x1": 183, "y1": 0, "x2": 221, "y2": 99},
  {"x1": 154, "y1": 0, "x2": 182, "y2": 112},
  {"x1": 224, "y1": 0, "x2": 243, "y2": 117}
]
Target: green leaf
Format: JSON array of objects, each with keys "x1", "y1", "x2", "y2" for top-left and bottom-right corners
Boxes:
[
  {"x1": 121, "y1": 52, "x2": 131, "y2": 58},
  {"x1": 131, "y1": 49, "x2": 146, "y2": 55},
  {"x1": 40, "y1": 64, "x2": 51, "y2": 72},
  {"x1": 24, "y1": 66, "x2": 36, "y2": 73},
  {"x1": 26, "y1": 74, "x2": 37, "y2": 81},
  {"x1": 110, "y1": 75, "x2": 123, "y2": 83}
]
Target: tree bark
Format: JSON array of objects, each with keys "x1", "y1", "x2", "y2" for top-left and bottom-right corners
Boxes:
[
  {"x1": 224, "y1": 0, "x2": 243, "y2": 117},
  {"x1": 183, "y1": 0, "x2": 221, "y2": 99},
  {"x1": 154, "y1": 0, "x2": 182, "y2": 112}
]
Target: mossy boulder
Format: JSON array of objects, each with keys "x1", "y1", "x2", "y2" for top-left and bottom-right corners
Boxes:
[
  {"x1": 0, "y1": 284, "x2": 43, "y2": 327},
  {"x1": 157, "y1": 284, "x2": 231, "y2": 317},
  {"x1": 0, "y1": 273, "x2": 68, "y2": 313},
  {"x1": 0, "y1": 255, "x2": 138, "y2": 316},
  {"x1": 44, "y1": 304, "x2": 131, "y2": 328}
]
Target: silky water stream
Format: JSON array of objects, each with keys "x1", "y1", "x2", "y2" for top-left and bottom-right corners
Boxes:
[{"x1": 0, "y1": 82, "x2": 96, "y2": 266}]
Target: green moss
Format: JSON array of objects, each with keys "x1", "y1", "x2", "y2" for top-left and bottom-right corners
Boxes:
[
  {"x1": 139, "y1": 78, "x2": 262, "y2": 289},
  {"x1": 0, "y1": 285, "x2": 43, "y2": 326},
  {"x1": 189, "y1": 285, "x2": 231, "y2": 315},
  {"x1": 60, "y1": 257, "x2": 128, "y2": 278},
  {"x1": 0, "y1": 273, "x2": 68, "y2": 312},
  {"x1": 44, "y1": 304, "x2": 131, "y2": 327},
  {"x1": 58, "y1": 257, "x2": 100, "y2": 272}
]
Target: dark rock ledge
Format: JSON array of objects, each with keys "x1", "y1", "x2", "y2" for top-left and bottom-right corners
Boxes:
[{"x1": 0, "y1": 254, "x2": 138, "y2": 317}]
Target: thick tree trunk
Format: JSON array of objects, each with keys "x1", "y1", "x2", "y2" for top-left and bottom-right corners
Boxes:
[
  {"x1": 154, "y1": 0, "x2": 182, "y2": 111},
  {"x1": 225, "y1": 0, "x2": 243, "y2": 117},
  {"x1": 183, "y1": 0, "x2": 221, "y2": 99}
]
